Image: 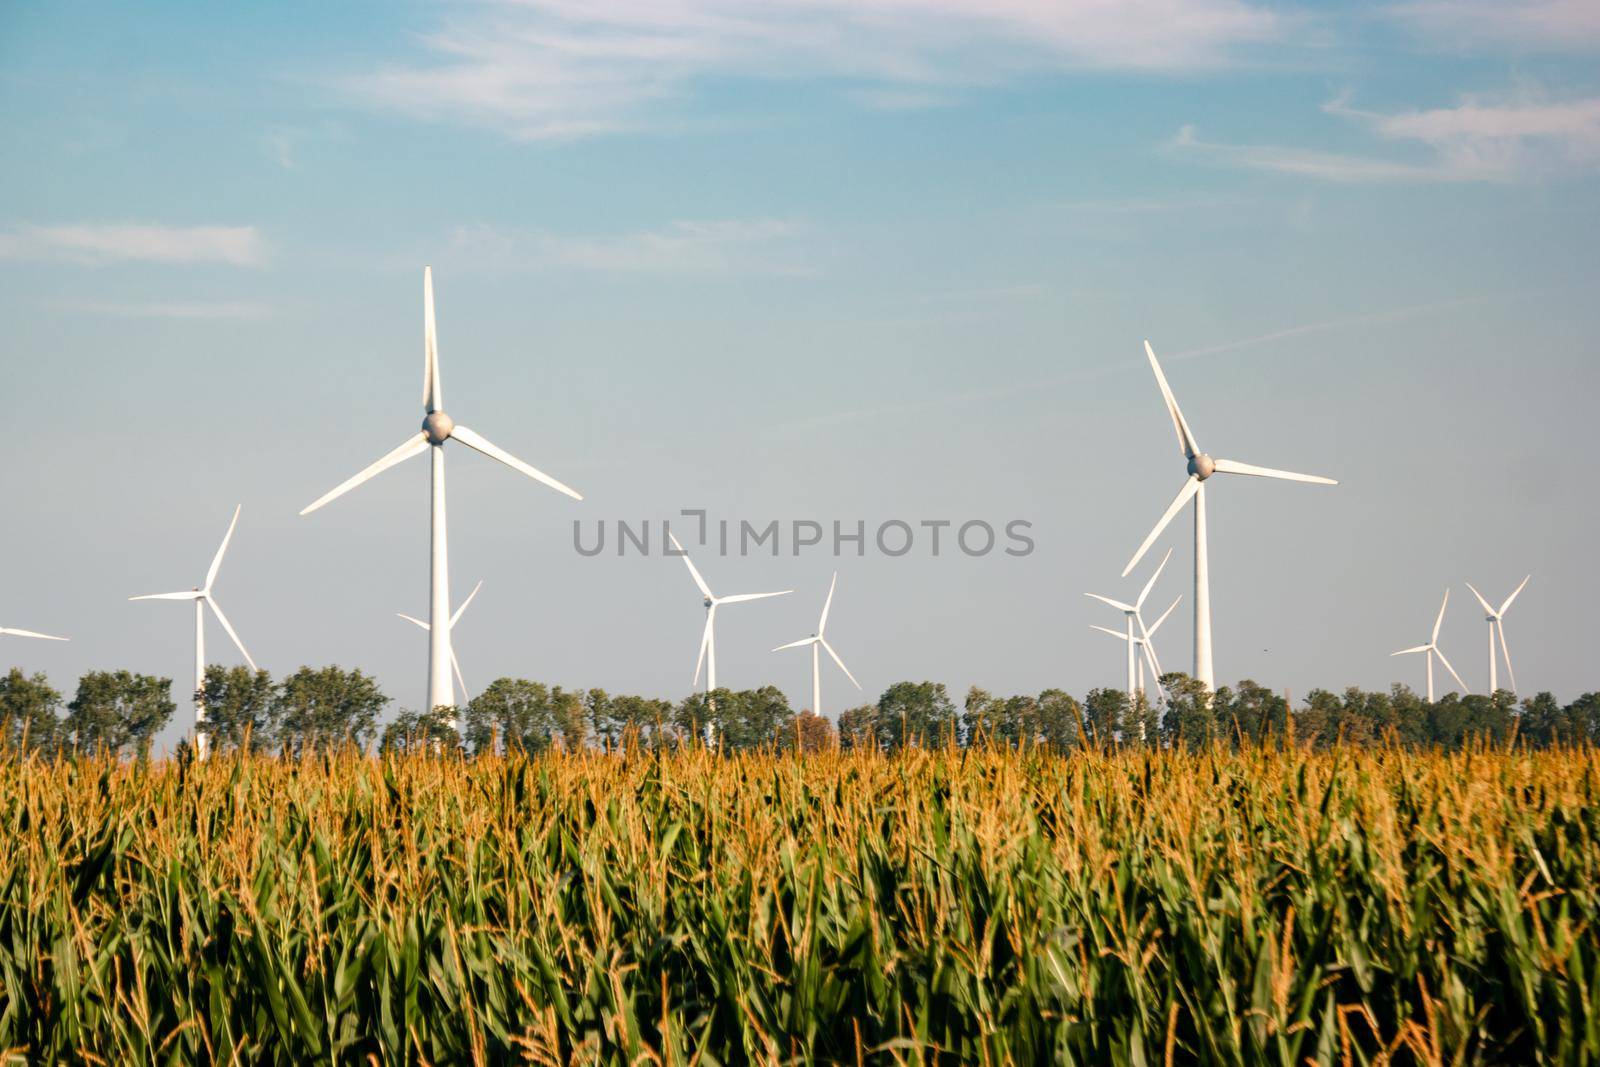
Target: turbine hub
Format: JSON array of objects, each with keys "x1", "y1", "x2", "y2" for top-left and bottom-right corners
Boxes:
[
  {"x1": 704, "y1": 596, "x2": 714, "y2": 609},
  {"x1": 423, "y1": 411, "x2": 455, "y2": 445},
  {"x1": 1188, "y1": 452, "x2": 1216, "y2": 480}
]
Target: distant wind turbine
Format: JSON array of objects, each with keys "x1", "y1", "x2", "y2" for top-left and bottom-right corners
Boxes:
[
  {"x1": 1088, "y1": 548, "x2": 1174, "y2": 702},
  {"x1": 1090, "y1": 594, "x2": 1181, "y2": 706},
  {"x1": 301, "y1": 267, "x2": 581, "y2": 720},
  {"x1": 1465, "y1": 576, "x2": 1530, "y2": 695},
  {"x1": 130, "y1": 504, "x2": 256, "y2": 760},
  {"x1": 1122, "y1": 341, "x2": 1337, "y2": 689},
  {"x1": 669, "y1": 531, "x2": 789, "y2": 714},
  {"x1": 398, "y1": 579, "x2": 483, "y2": 708},
  {"x1": 772, "y1": 572, "x2": 861, "y2": 720},
  {"x1": 1391, "y1": 589, "x2": 1468, "y2": 702}
]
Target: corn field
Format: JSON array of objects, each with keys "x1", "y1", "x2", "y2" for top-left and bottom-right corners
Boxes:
[{"x1": 1, "y1": 743, "x2": 1596, "y2": 1065}]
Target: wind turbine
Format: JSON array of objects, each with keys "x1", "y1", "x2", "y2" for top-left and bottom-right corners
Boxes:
[
  {"x1": 668, "y1": 531, "x2": 789, "y2": 714},
  {"x1": 130, "y1": 504, "x2": 256, "y2": 760},
  {"x1": 398, "y1": 579, "x2": 482, "y2": 707},
  {"x1": 772, "y1": 572, "x2": 861, "y2": 720},
  {"x1": 1390, "y1": 589, "x2": 1468, "y2": 702},
  {"x1": 1465, "y1": 576, "x2": 1529, "y2": 695},
  {"x1": 1088, "y1": 548, "x2": 1174, "y2": 701},
  {"x1": 1090, "y1": 594, "x2": 1182, "y2": 705},
  {"x1": 1122, "y1": 340, "x2": 1337, "y2": 689},
  {"x1": 301, "y1": 267, "x2": 581, "y2": 721}
]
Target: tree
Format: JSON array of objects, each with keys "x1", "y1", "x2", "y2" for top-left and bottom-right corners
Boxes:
[
  {"x1": 874, "y1": 681, "x2": 957, "y2": 750},
  {"x1": 1216, "y1": 679, "x2": 1288, "y2": 745},
  {"x1": 675, "y1": 687, "x2": 794, "y2": 751},
  {"x1": 1082, "y1": 688, "x2": 1128, "y2": 747},
  {"x1": 0, "y1": 669, "x2": 63, "y2": 753},
  {"x1": 274, "y1": 666, "x2": 387, "y2": 753},
  {"x1": 1036, "y1": 689, "x2": 1084, "y2": 750},
  {"x1": 1160, "y1": 674, "x2": 1215, "y2": 749},
  {"x1": 1563, "y1": 693, "x2": 1600, "y2": 744},
  {"x1": 380, "y1": 706, "x2": 459, "y2": 755},
  {"x1": 196, "y1": 665, "x2": 276, "y2": 753},
  {"x1": 63, "y1": 671, "x2": 175, "y2": 757},
  {"x1": 793, "y1": 709, "x2": 835, "y2": 752},
  {"x1": 836, "y1": 704, "x2": 879, "y2": 750},
  {"x1": 463, "y1": 677, "x2": 556, "y2": 755}
]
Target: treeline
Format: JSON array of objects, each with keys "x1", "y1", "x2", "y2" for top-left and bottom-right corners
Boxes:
[{"x1": 4, "y1": 664, "x2": 1598, "y2": 757}]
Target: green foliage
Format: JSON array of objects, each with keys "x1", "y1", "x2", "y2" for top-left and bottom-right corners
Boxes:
[
  {"x1": 867, "y1": 680, "x2": 958, "y2": 750},
  {"x1": 462, "y1": 677, "x2": 559, "y2": 754},
  {"x1": 61, "y1": 670, "x2": 174, "y2": 757},
  {"x1": 1082, "y1": 686, "x2": 1130, "y2": 746},
  {"x1": 196, "y1": 665, "x2": 276, "y2": 752},
  {"x1": 273, "y1": 665, "x2": 387, "y2": 753},
  {"x1": 2, "y1": 744, "x2": 1599, "y2": 1063},
  {"x1": 675, "y1": 686, "x2": 794, "y2": 750},
  {"x1": 0, "y1": 668, "x2": 62, "y2": 753},
  {"x1": 962, "y1": 686, "x2": 1083, "y2": 748}
]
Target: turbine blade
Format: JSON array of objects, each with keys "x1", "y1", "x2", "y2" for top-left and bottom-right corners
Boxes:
[
  {"x1": 205, "y1": 597, "x2": 257, "y2": 672},
  {"x1": 205, "y1": 504, "x2": 242, "y2": 592},
  {"x1": 821, "y1": 638, "x2": 861, "y2": 689},
  {"x1": 1139, "y1": 638, "x2": 1166, "y2": 698},
  {"x1": 1085, "y1": 592, "x2": 1138, "y2": 614},
  {"x1": 0, "y1": 628, "x2": 69, "y2": 641},
  {"x1": 1497, "y1": 621, "x2": 1517, "y2": 693},
  {"x1": 1144, "y1": 341, "x2": 1200, "y2": 458},
  {"x1": 398, "y1": 613, "x2": 429, "y2": 631},
  {"x1": 1499, "y1": 574, "x2": 1531, "y2": 616},
  {"x1": 668, "y1": 532, "x2": 714, "y2": 600},
  {"x1": 129, "y1": 591, "x2": 204, "y2": 601},
  {"x1": 450, "y1": 580, "x2": 483, "y2": 629},
  {"x1": 693, "y1": 607, "x2": 714, "y2": 686},
  {"x1": 450, "y1": 424, "x2": 583, "y2": 501},
  {"x1": 1211, "y1": 458, "x2": 1337, "y2": 485},
  {"x1": 423, "y1": 266, "x2": 442, "y2": 414},
  {"x1": 1433, "y1": 647, "x2": 1468, "y2": 694},
  {"x1": 1122, "y1": 476, "x2": 1200, "y2": 578},
  {"x1": 1089, "y1": 624, "x2": 1131, "y2": 641},
  {"x1": 772, "y1": 636, "x2": 817, "y2": 652},
  {"x1": 1391, "y1": 645, "x2": 1431, "y2": 656},
  {"x1": 300, "y1": 433, "x2": 429, "y2": 516},
  {"x1": 450, "y1": 647, "x2": 468, "y2": 703},
  {"x1": 718, "y1": 591, "x2": 791, "y2": 604},
  {"x1": 1147, "y1": 596, "x2": 1181, "y2": 636},
  {"x1": 818, "y1": 571, "x2": 838, "y2": 634},
  {"x1": 1137, "y1": 547, "x2": 1173, "y2": 610},
  {"x1": 1431, "y1": 588, "x2": 1450, "y2": 644},
  {"x1": 1465, "y1": 582, "x2": 1495, "y2": 617}
]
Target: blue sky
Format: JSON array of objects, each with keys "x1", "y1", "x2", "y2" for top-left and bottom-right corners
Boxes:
[{"x1": 3, "y1": 0, "x2": 1598, "y2": 744}]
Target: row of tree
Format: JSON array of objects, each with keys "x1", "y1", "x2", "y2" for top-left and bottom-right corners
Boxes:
[{"x1": 4, "y1": 664, "x2": 1598, "y2": 757}]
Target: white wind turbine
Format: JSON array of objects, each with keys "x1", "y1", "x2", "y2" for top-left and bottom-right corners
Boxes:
[
  {"x1": 772, "y1": 572, "x2": 861, "y2": 720},
  {"x1": 1122, "y1": 340, "x2": 1337, "y2": 689},
  {"x1": 669, "y1": 531, "x2": 789, "y2": 708},
  {"x1": 1465, "y1": 575, "x2": 1529, "y2": 695},
  {"x1": 398, "y1": 579, "x2": 483, "y2": 707},
  {"x1": 129, "y1": 504, "x2": 256, "y2": 760},
  {"x1": 301, "y1": 267, "x2": 580, "y2": 722},
  {"x1": 1088, "y1": 548, "x2": 1175, "y2": 703},
  {"x1": 0, "y1": 622, "x2": 68, "y2": 643},
  {"x1": 1090, "y1": 594, "x2": 1182, "y2": 706},
  {"x1": 1391, "y1": 589, "x2": 1468, "y2": 702}
]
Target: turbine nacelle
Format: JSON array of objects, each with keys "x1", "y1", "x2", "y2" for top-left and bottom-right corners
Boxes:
[
  {"x1": 1187, "y1": 452, "x2": 1216, "y2": 480},
  {"x1": 423, "y1": 411, "x2": 455, "y2": 445}
]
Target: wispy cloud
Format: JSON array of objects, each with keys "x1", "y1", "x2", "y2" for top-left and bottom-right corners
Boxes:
[
  {"x1": 342, "y1": 0, "x2": 1285, "y2": 140},
  {"x1": 0, "y1": 224, "x2": 266, "y2": 266},
  {"x1": 1173, "y1": 90, "x2": 1600, "y2": 183},
  {"x1": 1391, "y1": 0, "x2": 1600, "y2": 52},
  {"x1": 447, "y1": 219, "x2": 807, "y2": 273},
  {"x1": 58, "y1": 300, "x2": 270, "y2": 320}
]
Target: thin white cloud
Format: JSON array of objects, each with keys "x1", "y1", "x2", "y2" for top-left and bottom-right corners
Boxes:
[
  {"x1": 342, "y1": 0, "x2": 1284, "y2": 140},
  {"x1": 1174, "y1": 90, "x2": 1600, "y2": 183},
  {"x1": 58, "y1": 300, "x2": 270, "y2": 320},
  {"x1": 447, "y1": 219, "x2": 807, "y2": 273},
  {"x1": 0, "y1": 224, "x2": 266, "y2": 266},
  {"x1": 1391, "y1": 0, "x2": 1600, "y2": 52}
]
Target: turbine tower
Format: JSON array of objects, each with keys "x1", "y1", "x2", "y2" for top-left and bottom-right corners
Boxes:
[
  {"x1": 1122, "y1": 341, "x2": 1338, "y2": 689},
  {"x1": 1465, "y1": 576, "x2": 1529, "y2": 695},
  {"x1": 669, "y1": 531, "x2": 789, "y2": 705},
  {"x1": 1391, "y1": 589, "x2": 1468, "y2": 702},
  {"x1": 398, "y1": 579, "x2": 483, "y2": 708},
  {"x1": 301, "y1": 267, "x2": 581, "y2": 720},
  {"x1": 1087, "y1": 547, "x2": 1174, "y2": 701},
  {"x1": 772, "y1": 572, "x2": 861, "y2": 720},
  {"x1": 130, "y1": 504, "x2": 256, "y2": 760}
]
